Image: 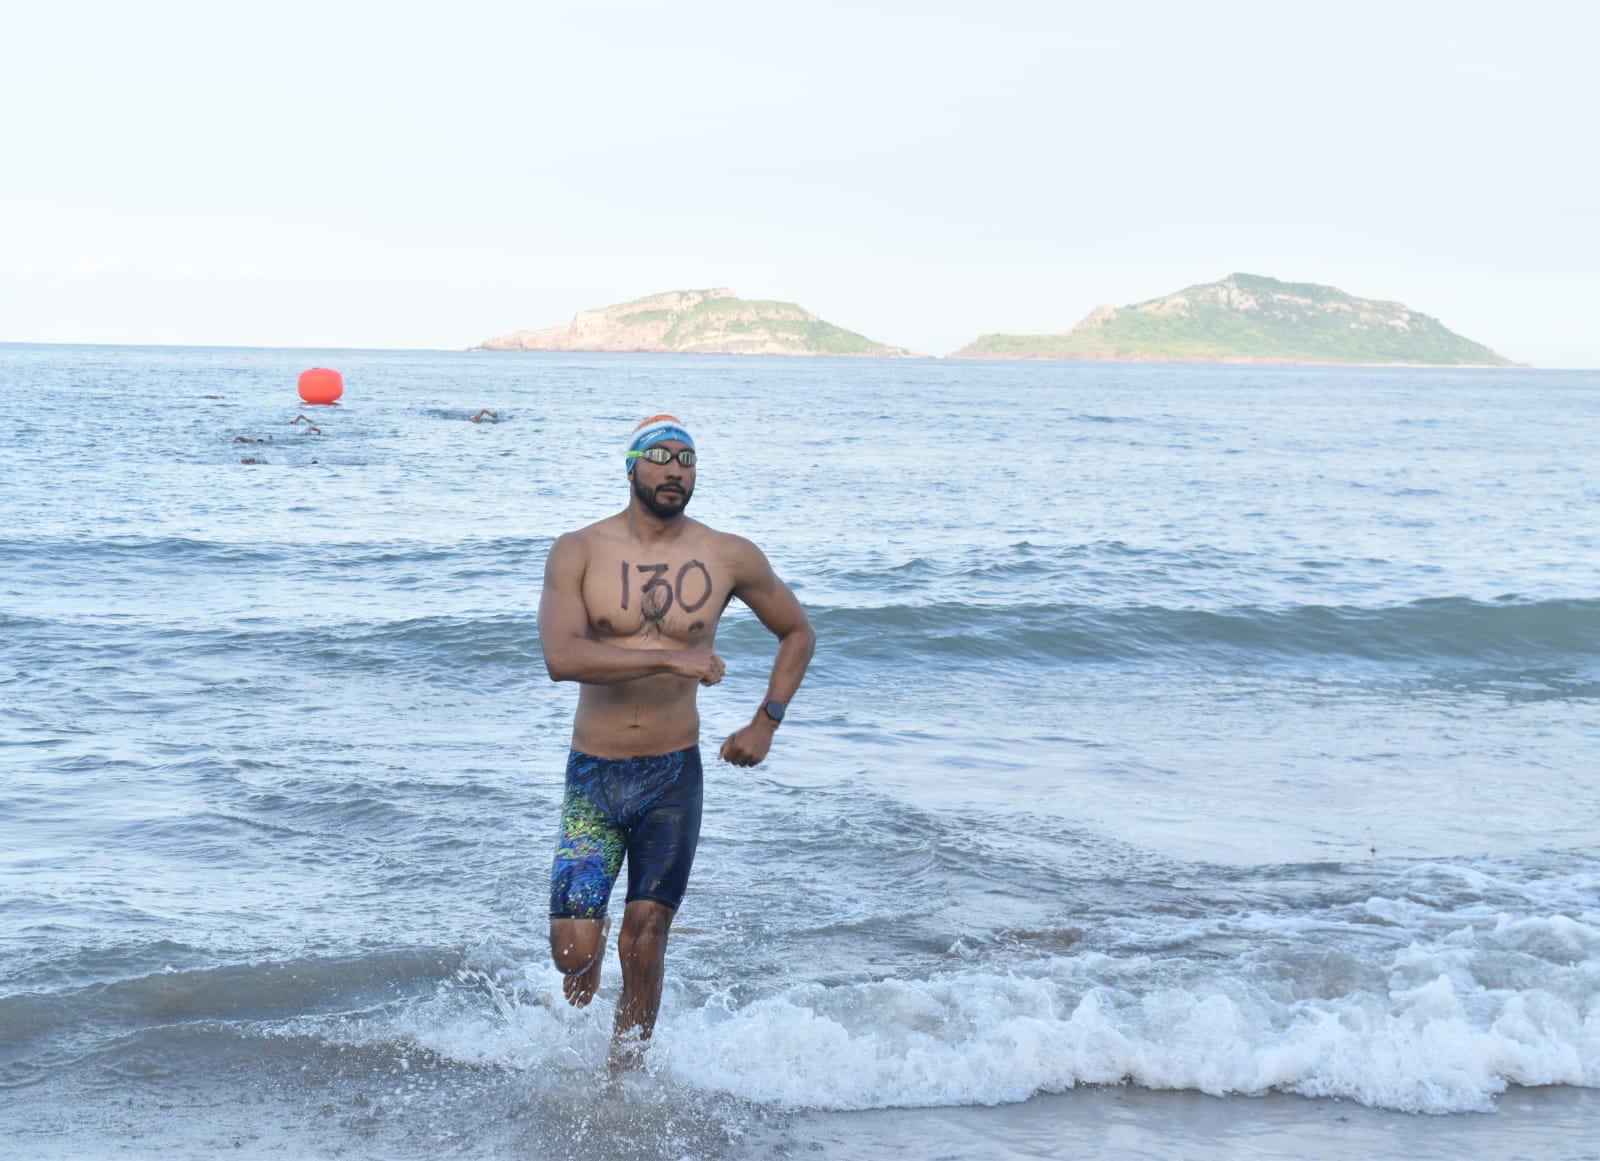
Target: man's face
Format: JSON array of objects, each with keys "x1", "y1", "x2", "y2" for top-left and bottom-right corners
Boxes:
[{"x1": 630, "y1": 440, "x2": 695, "y2": 517}]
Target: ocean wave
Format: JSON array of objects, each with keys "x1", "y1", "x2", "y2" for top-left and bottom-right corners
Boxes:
[
  {"x1": 12, "y1": 859, "x2": 1598, "y2": 1118},
  {"x1": 353, "y1": 854, "x2": 1600, "y2": 1117},
  {"x1": 771, "y1": 595, "x2": 1600, "y2": 666},
  {"x1": 376, "y1": 899, "x2": 1600, "y2": 1116},
  {"x1": 0, "y1": 534, "x2": 551, "y2": 570},
  {"x1": 7, "y1": 595, "x2": 1599, "y2": 677},
  {"x1": 0, "y1": 947, "x2": 461, "y2": 1072},
  {"x1": 652, "y1": 953, "x2": 1597, "y2": 1114},
  {"x1": 0, "y1": 613, "x2": 541, "y2": 677}
]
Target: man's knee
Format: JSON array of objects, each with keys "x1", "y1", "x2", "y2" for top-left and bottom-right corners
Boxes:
[
  {"x1": 617, "y1": 905, "x2": 672, "y2": 965},
  {"x1": 549, "y1": 921, "x2": 603, "y2": 974},
  {"x1": 551, "y1": 944, "x2": 597, "y2": 975}
]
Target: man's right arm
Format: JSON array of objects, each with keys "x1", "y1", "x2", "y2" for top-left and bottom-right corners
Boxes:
[{"x1": 537, "y1": 533, "x2": 724, "y2": 685}]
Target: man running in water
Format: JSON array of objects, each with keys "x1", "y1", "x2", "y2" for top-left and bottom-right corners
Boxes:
[{"x1": 538, "y1": 414, "x2": 815, "y2": 1070}]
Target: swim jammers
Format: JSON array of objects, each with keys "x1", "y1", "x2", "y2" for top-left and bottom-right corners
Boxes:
[{"x1": 548, "y1": 745, "x2": 703, "y2": 919}]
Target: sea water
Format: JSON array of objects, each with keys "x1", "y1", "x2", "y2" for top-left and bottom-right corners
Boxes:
[{"x1": 1, "y1": 344, "x2": 1596, "y2": 1158}]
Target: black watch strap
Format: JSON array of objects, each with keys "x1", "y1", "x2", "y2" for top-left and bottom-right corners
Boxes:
[{"x1": 761, "y1": 698, "x2": 786, "y2": 724}]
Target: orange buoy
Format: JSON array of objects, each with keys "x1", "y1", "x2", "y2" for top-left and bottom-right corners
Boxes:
[{"x1": 298, "y1": 367, "x2": 344, "y2": 405}]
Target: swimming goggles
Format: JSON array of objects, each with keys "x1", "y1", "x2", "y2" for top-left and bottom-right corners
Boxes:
[{"x1": 628, "y1": 447, "x2": 697, "y2": 467}]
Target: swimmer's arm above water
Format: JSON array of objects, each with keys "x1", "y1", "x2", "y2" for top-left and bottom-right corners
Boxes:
[
  {"x1": 720, "y1": 538, "x2": 815, "y2": 767},
  {"x1": 737, "y1": 542, "x2": 815, "y2": 713},
  {"x1": 537, "y1": 533, "x2": 724, "y2": 686}
]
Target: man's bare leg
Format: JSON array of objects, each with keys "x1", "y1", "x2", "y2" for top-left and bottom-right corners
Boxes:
[
  {"x1": 549, "y1": 916, "x2": 609, "y2": 1007},
  {"x1": 610, "y1": 899, "x2": 674, "y2": 1072}
]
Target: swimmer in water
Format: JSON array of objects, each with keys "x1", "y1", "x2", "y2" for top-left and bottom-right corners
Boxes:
[
  {"x1": 539, "y1": 414, "x2": 815, "y2": 1073},
  {"x1": 470, "y1": 408, "x2": 500, "y2": 423}
]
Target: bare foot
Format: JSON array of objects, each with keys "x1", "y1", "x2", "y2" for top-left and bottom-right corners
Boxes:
[
  {"x1": 562, "y1": 917, "x2": 609, "y2": 1007},
  {"x1": 607, "y1": 1031, "x2": 645, "y2": 1079}
]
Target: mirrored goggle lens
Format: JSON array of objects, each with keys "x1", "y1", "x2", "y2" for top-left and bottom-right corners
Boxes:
[{"x1": 633, "y1": 447, "x2": 696, "y2": 466}]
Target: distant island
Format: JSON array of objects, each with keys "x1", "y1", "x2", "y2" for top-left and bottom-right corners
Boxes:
[
  {"x1": 951, "y1": 273, "x2": 1514, "y2": 366},
  {"x1": 475, "y1": 288, "x2": 915, "y2": 357},
  {"x1": 476, "y1": 275, "x2": 1517, "y2": 366}
]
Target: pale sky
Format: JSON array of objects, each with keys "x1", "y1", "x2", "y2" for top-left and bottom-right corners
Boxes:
[{"x1": 3, "y1": 0, "x2": 1597, "y2": 365}]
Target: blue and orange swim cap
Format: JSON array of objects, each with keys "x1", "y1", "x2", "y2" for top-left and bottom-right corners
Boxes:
[{"x1": 625, "y1": 413, "x2": 695, "y2": 474}]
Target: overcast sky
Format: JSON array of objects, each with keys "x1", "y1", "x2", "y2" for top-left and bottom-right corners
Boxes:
[{"x1": 3, "y1": 0, "x2": 1597, "y2": 365}]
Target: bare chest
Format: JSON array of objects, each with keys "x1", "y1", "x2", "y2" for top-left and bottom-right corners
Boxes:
[{"x1": 583, "y1": 551, "x2": 733, "y2": 643}]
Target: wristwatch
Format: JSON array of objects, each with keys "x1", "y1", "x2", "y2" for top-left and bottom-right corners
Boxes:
[{"x1": 760, "y1": 698, "x2": 786, "y2": 725}]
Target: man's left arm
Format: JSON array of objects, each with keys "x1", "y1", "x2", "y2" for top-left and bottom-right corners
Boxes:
[{"x1": 719, "y1": 538, "x2": 816, "y2": 767}]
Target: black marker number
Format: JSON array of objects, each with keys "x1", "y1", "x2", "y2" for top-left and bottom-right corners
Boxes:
[
  {"x1": 637, "y1": 563, "x2": 672, "y2": 621},
  {"x1": 619, "y1": 559, "x2": 714, "y2": 619},
  {"x1": 676, "y1": 560, "x2": 712, "y2": 613}
]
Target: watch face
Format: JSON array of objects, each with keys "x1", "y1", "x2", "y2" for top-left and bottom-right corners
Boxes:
[{"x1": 763, "y1": 699, "x2": 786, "y2": 723}]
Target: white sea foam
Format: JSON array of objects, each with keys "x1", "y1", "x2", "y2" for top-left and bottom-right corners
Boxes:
[
  {"x1": 655, "y1": 963, "x2": 1597, "y2": 1114},
  {"x1": 377, "y1": 912, "x2": 1600, "y2": 1117}
]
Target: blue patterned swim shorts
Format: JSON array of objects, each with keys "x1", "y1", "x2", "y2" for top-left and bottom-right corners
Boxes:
[{"x1": 548, "y1": 745, "x2": 703, "y2": 919}]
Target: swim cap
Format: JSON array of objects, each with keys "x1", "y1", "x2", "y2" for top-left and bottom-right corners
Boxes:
[{"x1": 625, "y1": 413, "x2": 695, "y2": 473}]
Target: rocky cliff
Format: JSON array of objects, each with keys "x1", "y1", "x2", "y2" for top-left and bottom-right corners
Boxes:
[{"x1": 477, "y1": 289, "x2": 914, "y2": 357}]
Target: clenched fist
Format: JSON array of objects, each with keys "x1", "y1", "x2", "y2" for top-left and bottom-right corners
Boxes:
[
  {"x1": 719, "y1": 722, "x2": 774, "y2": 767},
  {"x1": 671, "y1": 648, "x2": 725, "y2": 685}
]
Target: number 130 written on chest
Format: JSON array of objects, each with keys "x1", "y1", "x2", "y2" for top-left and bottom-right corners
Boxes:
[{"x1": 619, "y1": 559, "x2": 714, "y2": 616}]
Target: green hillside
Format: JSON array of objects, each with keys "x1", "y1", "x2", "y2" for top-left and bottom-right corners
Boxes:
[{"x1": 954, "y1": 274, "x2": 1514, "y2": 365}]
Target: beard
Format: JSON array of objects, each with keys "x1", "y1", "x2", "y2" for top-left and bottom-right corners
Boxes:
[{"x1": 631, "y1": 472, "x2": 692, "y2": 518}]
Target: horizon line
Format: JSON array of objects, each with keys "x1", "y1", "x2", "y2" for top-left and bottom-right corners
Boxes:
[{"x1": 3, "y1": 338, "x2": 1592, "y2": 371}]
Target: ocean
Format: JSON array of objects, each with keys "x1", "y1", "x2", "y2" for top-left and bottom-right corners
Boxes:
[{"x1": 2, "y1": 344, "x2": 1597, "y2": 1159}]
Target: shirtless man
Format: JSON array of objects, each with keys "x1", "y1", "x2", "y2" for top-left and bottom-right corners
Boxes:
[{"x1": 538, "y1": 414, "x2": 815, "y2": 1070}]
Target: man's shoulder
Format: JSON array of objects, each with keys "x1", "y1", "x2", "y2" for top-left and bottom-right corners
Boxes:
[
  {"x1": 684, "y1": 521, "x2": 758, "y2": 558},
  {"x1": 700, "y1": 528, "x2": 773, "y2": 582},
  {"x1": 546, "y1": 518, "x2": 621, "y2": 574},
  {"x1": 554, "y1": 514, "x2": 626, "y2": 549}
]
